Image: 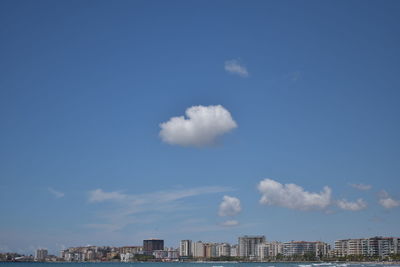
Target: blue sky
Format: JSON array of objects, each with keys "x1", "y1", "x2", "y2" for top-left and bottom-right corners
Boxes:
[{"x1": 1, "y1": 0, "x2": 400, "y2": 255}]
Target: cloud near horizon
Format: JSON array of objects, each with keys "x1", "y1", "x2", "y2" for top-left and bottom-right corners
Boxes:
[
  {"x1": 86, "y1": 186, "x2": 232, "y2": 231},
  {"x1": 224, "y1": 60, "x2": 249, "y2": 77},
  {"x1": 378, "y1": 191, "x2": 400, "y2": 209},
  {"x1": 257, "y1": 178, "x2": 332, "y2": 211},
  {"x1": 159, "y1": 105, "x2": 237, "y2": 147},
  {"x1": 221, "y1": 220, "x2": 239, "y2": 227},
  {"x1": 350, "y1": 183, "x2": 372, "y2": 191},
  {"x1": 218, "y1": 195, "x2": 241, "y2": 217},
  {"x1": 337, "y1": 198, "x2": 367, "y2": 211},
  {"x1": 88, "y1": 189, "x2": 127, "y2": 203}
]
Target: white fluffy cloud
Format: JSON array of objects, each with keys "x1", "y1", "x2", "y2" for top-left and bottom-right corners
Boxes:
[
  {"x1": 218, "y1": 195, "x2": 241, "y2": 216},
  {"x1": 337, "y1": 198, "x2": 367, "y2": 211},
  {"x1": 350, "y1": 183, "x2": 372, "y2": 191},
  {"x1": 159, "y1": 105, "x2": 237, "y2": 147},
  {"x1": 379, "y1": 191, "x2": 400, "y2": 209},
  {"x1": 257, "y1": 178, "x2": 332, "y2": 211},
  {"x1": 224, "y1": 60, "x2": 249, "y2": 77},
  {"x1": 221, "y1": 220, "x2": 239, "y2": 227}
]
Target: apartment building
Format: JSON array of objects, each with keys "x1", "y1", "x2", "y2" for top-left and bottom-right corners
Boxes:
[{"x1": 238, "y1": 235, "x2": 266, "y2": 259}]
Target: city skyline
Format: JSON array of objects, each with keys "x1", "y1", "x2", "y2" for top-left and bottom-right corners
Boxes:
[
  {"x1": 1, "y1": 0, "x2": 400, "y2": 256},
  {"x1": 4, "y1": 235, "x2": 400, "y2": 262}
]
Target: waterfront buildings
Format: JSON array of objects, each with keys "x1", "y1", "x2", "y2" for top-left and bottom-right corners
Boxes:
[
  {"x1": 204, "y1": 243, "x2": 217, "y2": 258},
  {"x1": 35, "y1": 249, "x2": 48, "y2": 261},
  {"x1": 256, "y1": 243, "x2": 270, "y2": 260},
  {"x1": 216, "y1": 243, "x2": 231, "y2": 257},
  {"x1": 49, "y1": 235, "x2": 400, "y2": 262},
  {"x1": 179, "y1": 240, "x2": 192, "y2": 257},
  {"x1": 143, "y1": 239, "x2": 164, "y2": 254},
  {"x1": 230, "y1": 244, "x2": 238, "y2": 257},
  {"x1": 238, "y1": 235, "x2": 266, "y2": 259},
  {"x1": 120, "y1": 246, "x2": 142, "y2": 254},
  {"x1": 268, "y1": 241, "x2": 284, "y2": 257},
  {"x1": 192, "y1": 241, "x2": 205, "y2": 258},
  {"x1": 60, "y1": 246, "x2": 140, "y2": 262},
  {"x1": 282, "y1": 241, "x2": 330, "y2": 257},
  {"x1": 166, "y1": 248, "x2": 179, "y2": 260},
  {"x1": 120, "y1": 253, "x2": 134, "y2": 262},
  {"x1": 189, "y1": 241, "x2": 234, "y2": 259},
  {"x1": 334, "y1": 237, "x2": 400, "y2": 257},
  {"x1": 255, "y1": 241, "x2": 284, "y2": 259}
]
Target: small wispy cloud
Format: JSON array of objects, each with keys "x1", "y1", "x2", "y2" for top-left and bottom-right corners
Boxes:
[
  {"x1": 378, "y1": 190, "x2": 400, "y2": 209},
  {"x1": 48, "y1": 187, "x2": 65, "y2": 198},
  {"x1": 221, "y1": 220, "x2": 239, "y2": 227},
  {"x1": 224, "y1": 59, "x2": 249, "y2": 77},
  {"x1": 87, "y1": 186, "x2": 232, "y2": 231},
  {"x1": 289, "y1": 71, "x2": 301, "y2": 82},
  {"x1": 337, "y1": 198, "x2": 367, "y2": 211},
  {"x1": 350, "y1": 183, "x2": 372, "y2": 191},
  {"x1": 88, "y1": 189, "x2": 127, "y2": 203}
]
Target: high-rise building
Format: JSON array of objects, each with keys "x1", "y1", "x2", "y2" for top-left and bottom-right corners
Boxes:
[
  {"x1": 35, "y1": 249, "x2": 48, "y2": 261},
  {"x1": 216, "y1": 243, "x2": 231, "y2": 257},
  {"x1": 238, "y1": 235, "x2": 266, "y2": 258},
  {"x1": 180, "y1": 240, "x2": 192, "y2": 257},
  {"x1": 192, "y1": 241, "x2": 205, "y2": 258},
  {"x1": 143, "y1": 239, "x2": 164, "y2": 254},
  {"x1": 204, "y1": 243, "x2": 217, "y2": 258},
  {"x1": 230, "y1": 245, "x2": 238, "y2": 257},
  {"x1": 268, "y1": 241, "x2": 283, "y2": 257},
  {"x1": 254, "y1": 241, "x2": 284, "y2": 259},
  {"x1": 256, "y1": 243, "x2": 269, "y2": 260}
]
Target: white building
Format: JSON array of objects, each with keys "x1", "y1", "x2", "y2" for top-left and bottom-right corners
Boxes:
[
  {"x1": 180, "y1": 240, "x2": 192, "y2": 257},
  {"x1": 238, "y1": 235, "x2": 266, "y2": 259},
  {"x1": 283, "y1": 241, "x2": 330, "y2": 257},
  {"x1": 268, "y1": 241, "x2": 283, "y2": 257},
  {"x1": 335, "y1": 237, "x2": 400, "y2": 258},
  {"x1": 216, "y1": 243, "x2": 231, "y2": 257},
  {"x1": 192, "y1": 241, "x2": 205, "y2": 258},
  {"x1": 120, "y1": 253, "x2": 134, "y2": 262},
  {"x1": 35, "y1": 249, "x2": 48, "y2": 261},
  {"x1": 256, "y1": 243, "x2": 269, "y2": 260},
  {"x1": 167, "y1": 249, "x2": 179, "y2": 260},
  {"x1": 153, "y1": 250, "x2": 168, "y2": 259},
  {"x1": 230, "y1": 245, "x2": 238, "y2": 257}
]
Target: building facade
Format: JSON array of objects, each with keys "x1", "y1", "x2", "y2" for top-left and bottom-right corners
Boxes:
[
  {"x1": 192, "y1": 241, "x2": 205, "y2": 258},
  {"x1": 143, "y1": 239, "x2": 164, "y2": 254},
  {"x1": 180, "y1": 240, "x2": 192, "y2": 257},
  {"x1": 35, "y1": 249, "x2": 48, "y2": 261},
  {"x1": 216, "y1": 243, "x2": 231, "y2": 257},
  {"x1": 238, "y1": 235, "x2": 266, "y2": 259},
  {"x1": 230, "y1": 245, "x2": 238, "y2": 257},
  {"x1": 335, "y1": 237, "x2": 400, "y2": 258},
  {"x1": 204, "y1": 243, "x2": 217, "y2": 258},
  {"x1": 282, "y1": 241, "x2": 330, "y2": 257}
]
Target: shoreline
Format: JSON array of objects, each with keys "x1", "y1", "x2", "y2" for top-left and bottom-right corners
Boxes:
[{"x1": 1, "y1": 261, "x2": 400, "y2": 264}]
